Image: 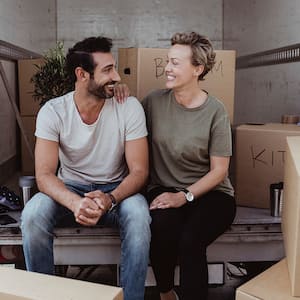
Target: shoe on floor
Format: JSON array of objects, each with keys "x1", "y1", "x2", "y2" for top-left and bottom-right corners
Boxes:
[{"x1": 0, "y1": 187, "x2": 22, "y2": 211}]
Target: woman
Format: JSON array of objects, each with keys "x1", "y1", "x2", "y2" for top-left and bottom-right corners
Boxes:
[{"x1": 142, "y1": 32, "x2": 236, "y2": 300}]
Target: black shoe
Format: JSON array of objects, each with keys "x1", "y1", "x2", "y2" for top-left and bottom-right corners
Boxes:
[{"x1": 0, "y1": 186, "x2": 22, "y2": 211}]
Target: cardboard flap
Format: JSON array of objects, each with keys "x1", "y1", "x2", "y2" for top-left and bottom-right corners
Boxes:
[{"x1": 0, "y1": 268, "x2": 123, "y2": 300}]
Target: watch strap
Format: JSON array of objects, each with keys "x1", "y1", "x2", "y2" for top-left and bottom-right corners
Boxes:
[
  {"x1": 175, "y1": 187, "x2": 194, "y2": 202},
  {"x1": 175, "y1": 187, "x2": 190, "y2": 194},
  {"x1": 108, "y1": 193, "x2": 117, "y2": 212}
]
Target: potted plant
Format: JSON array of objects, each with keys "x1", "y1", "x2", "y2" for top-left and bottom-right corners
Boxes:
[{"x1": 31, "y1": 41, "x2": 73, "y2": 107}]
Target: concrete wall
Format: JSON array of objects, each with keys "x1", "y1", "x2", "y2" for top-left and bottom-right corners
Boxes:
[
  {"x1": 2, "y1": 0, "x2": 300, "y2": 175},
  {"x1": 57, "y1": 0, "x2": 223, "y2": 52},
  {"x1": 224, "y1": 0, "x2": 300, "y2": 124},
  {"x1": 1, "y1": 0, "x2": 224, "y2": 177},
  {"x1": 0, "y1": 0, "x2": 56, "y2": 175},
  {"x1": 0, "y1": 0, "x2": 56, "y2": 53}
]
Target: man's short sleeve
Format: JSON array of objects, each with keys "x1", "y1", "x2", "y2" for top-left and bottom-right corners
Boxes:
[
  {"x1": 35, "y1": 103, "x2": 60, "y2": 142},
  {"x1": 124, "y1": 97, "x2": 148, "y2": 141}
]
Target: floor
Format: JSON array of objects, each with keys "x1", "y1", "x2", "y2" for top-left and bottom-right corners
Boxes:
[
  {"x1": 64, "y1": 264, "x2": 245, "y2": 300},
  {"x1": 63, "y1": 262, "x2": 274, "y2": 299},
  {"x1": 1, "y1": 173, "x2": 274, "y2": 299}
]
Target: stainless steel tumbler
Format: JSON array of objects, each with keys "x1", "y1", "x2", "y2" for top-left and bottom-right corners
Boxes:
[
  {"x1": 270, "y1": 182, "x2": 284, "y2": 217},
  {"x1": 18, "y1": 176, "x2": 36, "y2": 205}
]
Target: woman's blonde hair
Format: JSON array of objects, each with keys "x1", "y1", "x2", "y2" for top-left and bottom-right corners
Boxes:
[{"x1": 171, "y1": 32, "x2": 216, "y2": 81}]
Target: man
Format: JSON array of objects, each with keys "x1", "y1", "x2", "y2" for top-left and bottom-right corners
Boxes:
[{"x1": 21, "y1": 36, "x2": 151, "y2": 300}]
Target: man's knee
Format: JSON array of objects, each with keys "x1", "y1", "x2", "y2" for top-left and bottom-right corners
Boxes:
[
  {"x1": 119, "y1": 193, "x2": 151, "y2": 224},
  {"x1": 21, "y1": 192, "x2": 56, "y2": 233},
  {"x1": 118, "y1": 194, "x2": 151, "y2": 245}
]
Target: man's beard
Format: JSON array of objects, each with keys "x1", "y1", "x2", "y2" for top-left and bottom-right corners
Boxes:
[{"x1": 88, "y1": 80, "x2": 116, "y2": 99}]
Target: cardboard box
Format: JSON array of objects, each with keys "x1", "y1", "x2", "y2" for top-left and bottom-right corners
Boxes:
[
  {"x1": 236, "y1": 259, "x2": 297, "y2": 300},
  {"x1": 0, "y1": 267, "x2": 123, "y2": 299},
  {"x1": 282, "y1": 136, "x2": 300, "y2": 296},
  {"x1": 235, "y1": 123, "x2": 300, "y2": 208},
  {"x1": 118, "y1": 48, "x2": 236, "y2": 123},
  {"x1": 18, "y1": 59, "x2": 43, "y2": 116},
  {"x1": 21, "y1": 116, "x2": 36, "y2": 175}
]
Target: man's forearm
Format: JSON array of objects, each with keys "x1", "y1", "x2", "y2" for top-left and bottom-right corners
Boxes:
[
  {"x1": 36, "y1": 173, "x2": 81, "y2": 212},
  {"x1": 110, "y1": 170, "x2": 148, "y2": 203}
]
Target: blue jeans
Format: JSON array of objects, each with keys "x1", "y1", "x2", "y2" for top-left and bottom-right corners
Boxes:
[{"x1": 21, "y1": 181, "x2": 151, "y2": 300}]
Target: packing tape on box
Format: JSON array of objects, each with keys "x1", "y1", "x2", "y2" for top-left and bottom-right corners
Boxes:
[{"x1": 281, "y1": 114, "x2": 299, "y2": 124}]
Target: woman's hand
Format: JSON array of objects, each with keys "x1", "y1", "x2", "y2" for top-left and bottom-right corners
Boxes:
[
  {"x1": 150, "y1": 191, "x2": 186, "y2": 210},
  {"x1": 114, "y1": 83, "x2": 130, "y2": 103}
]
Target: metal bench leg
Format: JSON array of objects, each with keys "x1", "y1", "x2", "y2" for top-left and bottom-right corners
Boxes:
[{"x1": 18, "y1": 176, "x2": 36, "y2": 205}]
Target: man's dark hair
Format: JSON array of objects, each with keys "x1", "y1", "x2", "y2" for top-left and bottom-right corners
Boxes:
[{"x1": 65, "y1": 36, "x2": 113, "y2": 84}]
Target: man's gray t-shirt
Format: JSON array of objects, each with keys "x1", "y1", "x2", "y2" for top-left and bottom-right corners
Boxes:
[
  {"x1": 143, "y1": 89, "x2": 234, "y2": 196},
  {"x1": 35, "y1": 91, "x2": 147, "y2": 184}
]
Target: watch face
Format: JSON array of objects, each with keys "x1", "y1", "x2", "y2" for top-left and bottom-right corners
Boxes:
[{"x1": 186, "y1": 191, "x2": 194, "y2": 202}]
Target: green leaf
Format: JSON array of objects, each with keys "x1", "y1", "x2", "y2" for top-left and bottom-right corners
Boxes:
[{"x1": 30, "y1": 41, "x2": 74, "y2": 107}]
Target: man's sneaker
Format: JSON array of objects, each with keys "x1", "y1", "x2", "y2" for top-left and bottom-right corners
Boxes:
[
  {"x1": 0, "y1": 187, "x2": 22, "y2": 211},
  {"x1": 0, "y1": 203, "x2": 8, "y2": 213}
]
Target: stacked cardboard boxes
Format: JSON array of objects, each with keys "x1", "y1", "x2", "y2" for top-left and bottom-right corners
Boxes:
[
  {"x1": 236, "y1": 136, "x2": 300, "y2": 299},
  {"x1": 235, "y1": 123, "x2": 300, "y2": 208},
  {"x1": 18, "y1": 59, "x2": 43, "y2": 175},
  {"x1": 118, "y1": 48, "x2": 236, "y2": 123},
  {"x1": 281, "y1": 136, "x2": 300, "y2": 296},
  {"x1": 0, "y1": 267, "x2": 123, "y2": 299},
  {"x1": 236, "y1": 259, "x2": 297, "y2": 300}
]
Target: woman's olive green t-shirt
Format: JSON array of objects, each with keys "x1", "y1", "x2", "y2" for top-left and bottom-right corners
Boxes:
[{"x1": 142, "y1": 89, "x2": 234, "y2": 197}]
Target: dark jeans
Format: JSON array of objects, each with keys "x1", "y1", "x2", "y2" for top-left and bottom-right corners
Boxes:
[{"x1": 148, "y1": 187, "x2": 236, "y2": 300}]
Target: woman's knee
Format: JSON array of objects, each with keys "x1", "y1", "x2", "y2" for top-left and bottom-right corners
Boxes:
[{"x1": 150, "y1": 208, "x2": 181, "y2": 237}]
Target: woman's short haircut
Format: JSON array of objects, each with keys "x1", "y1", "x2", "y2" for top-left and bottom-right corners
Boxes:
[
  {"x1": 65, "y1": 36, "x2": 113, "y2": 83},
  {"x1": 171, "y1": 32, "x2": 216, "y2": 81}
]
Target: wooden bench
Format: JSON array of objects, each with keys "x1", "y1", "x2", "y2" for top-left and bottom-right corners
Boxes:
[
  {"x1": 0, "y1": 207, "x2": 284, "y2": 266},
  {"x1": 0, "y1": 206, "x2": 285, "y2": 284}
]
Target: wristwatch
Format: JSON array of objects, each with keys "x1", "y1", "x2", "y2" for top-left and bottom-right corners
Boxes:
[
  {"x1": 175, "y1": 188, "x2": 194, "y2": 203},
  {"x1": 107, "y1": 193, "x2": 117, "y2": 212}
]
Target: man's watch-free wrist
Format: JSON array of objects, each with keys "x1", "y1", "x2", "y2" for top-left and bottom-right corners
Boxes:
[
  {"x1": 107, "y1": 193, "x2": 117, "y2": 212},
  {"x1": 175, "y1": 187, "x2": 194, "y2": 202}
]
